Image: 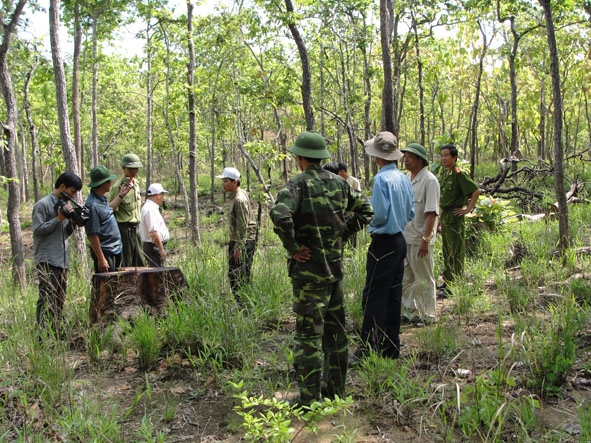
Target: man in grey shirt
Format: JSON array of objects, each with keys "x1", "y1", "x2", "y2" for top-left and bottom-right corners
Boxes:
[{"x1": 32, "y1": 172, "x2": 83, "y2": 335}]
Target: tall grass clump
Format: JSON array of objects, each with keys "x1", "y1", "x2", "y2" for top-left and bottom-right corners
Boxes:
[
  {"x1": 415, "y1": 318, "x2": 465, "y2": 360},
  {"x1": 518, "y1": 297, "x2": 582, "y2": 397},
  {"x1": 127, "y1": 310, "x2": 161, "y2": 370}
]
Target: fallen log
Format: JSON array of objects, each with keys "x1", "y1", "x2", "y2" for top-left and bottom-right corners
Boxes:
[{"x1": 89, "y1": 267, "x2": 188, "y2": 324}]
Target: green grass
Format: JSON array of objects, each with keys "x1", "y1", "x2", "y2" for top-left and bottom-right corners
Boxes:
[{"x1": 0, "y1": 188, "x2": 590, "y2": 441}]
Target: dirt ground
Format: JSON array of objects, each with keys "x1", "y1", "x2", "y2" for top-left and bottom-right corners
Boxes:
[{"x1": 2, "y1": 216, "x2": 591, "y2": 442}]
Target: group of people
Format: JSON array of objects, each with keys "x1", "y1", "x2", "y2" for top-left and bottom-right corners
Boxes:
[
  {"x1": 269, "y1": 131, "x2": 480, "y2": 407},
  {"x1": 32, "y1": 132, "x2": 480, "y2": 408},
  {"x1": 32, "y1": 153, "x2": 170, "y2": 334}
]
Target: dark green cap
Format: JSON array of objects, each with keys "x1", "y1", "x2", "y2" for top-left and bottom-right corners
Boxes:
[
  {"x1": 288, "y1": 132, "x2": 331, "y2": 159},
  {"x1": 88, "y1": 166, "x2": 118, "y2": 188},
  {"x1": 401, "y1": 142, "x2": 428, "y2": 162},
  {"x1": 120, "y1": 153, "x2": 143, "y2": 168}
]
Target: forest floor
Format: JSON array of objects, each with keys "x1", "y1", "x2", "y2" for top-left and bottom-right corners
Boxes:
[{"x1": 3, "y1": 206, "x2": 591, "y2": 442}]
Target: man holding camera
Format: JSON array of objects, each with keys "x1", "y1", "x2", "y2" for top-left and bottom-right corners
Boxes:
[{"x1": 32, "y1": 172, "x2": 83, "y2": 335}]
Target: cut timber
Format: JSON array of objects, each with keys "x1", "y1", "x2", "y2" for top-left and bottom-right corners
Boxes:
[{"x1": 90, "y1": 267, "x2": 188, "y2": 324}]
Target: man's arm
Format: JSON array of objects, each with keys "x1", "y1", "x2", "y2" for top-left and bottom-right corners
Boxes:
[
  {"x1": 150, "y1": 230, "x2": 166, "y2": 262},
  {"x1": 89, "y1": 234, "x2": 109, "y2": 272},
  {"x1": 418, "y1": 212, "x2": 437, "y2": 258}
]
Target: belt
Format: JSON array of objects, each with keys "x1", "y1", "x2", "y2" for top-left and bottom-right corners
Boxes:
[
  {"x1": 119, "y1": 222, "x2": 139, "y2": 228},
  {"x1": 370, "y1": 232, "x2": 402, "y2": 238}
]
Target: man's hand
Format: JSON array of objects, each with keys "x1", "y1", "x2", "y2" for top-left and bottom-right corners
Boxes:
[
  {"x1": 233, "y1": 246, "x2": 241, "y2": 263},
  {"x1": 417, "y1": 240, "x2": 429, "y2": 258},
  {"x1": 98, "y1": 256, "x2": 109, "y2": 273},
  {"x1": 292, "y1": 245, "x2": 311, "y2": 263}
]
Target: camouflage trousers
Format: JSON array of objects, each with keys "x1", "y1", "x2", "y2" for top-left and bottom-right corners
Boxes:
[{"x1": 291, "y1": 278, "x2": 348, "y2": 405}]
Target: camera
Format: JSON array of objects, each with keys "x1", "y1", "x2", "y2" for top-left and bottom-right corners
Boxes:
[{"x1": 57, "y1": 191, "x2": 91, "y2": 227}]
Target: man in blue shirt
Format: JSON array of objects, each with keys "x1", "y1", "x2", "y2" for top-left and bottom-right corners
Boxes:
[
  {"x1": 353, "y1": 131, "x2": 415, "y2": 362},
  {"x1": 85, "y1": 166, "x2": 124, "y2": 273}
]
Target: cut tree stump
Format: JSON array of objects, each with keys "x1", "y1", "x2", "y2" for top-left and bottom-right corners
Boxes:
[{"x1": 89, "y1": 267, "x2": 189, "y2": 324}]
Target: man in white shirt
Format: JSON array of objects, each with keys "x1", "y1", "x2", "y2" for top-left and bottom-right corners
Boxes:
[
  {"x1": 401, "y1": 143, "x2": 440, "y2": 325},
  {"x1": 140, "y1": 183, "x2": 170, "y2": 267}
]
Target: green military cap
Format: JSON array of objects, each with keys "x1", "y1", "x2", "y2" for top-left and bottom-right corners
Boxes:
[
  {"x1": 288, "y1": 131, "x2": 331, "y2": 159},
  {"x1": 88, "y1": 166, "x2": 118, "y2": 188},
  {"x1": 120, "y1": 153, "x2": 143, "y2": 168},
  {"x1": 401, "y1": 142, "x2": 428, "y2": 162}
]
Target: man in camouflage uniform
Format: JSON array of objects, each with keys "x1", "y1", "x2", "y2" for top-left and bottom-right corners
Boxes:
[
  {"x1": 270, "y1": 131, "x2": 373, "y2": 407},
  {"x1": 438, "y1": 144, "x2": 480, "y2": 298}
]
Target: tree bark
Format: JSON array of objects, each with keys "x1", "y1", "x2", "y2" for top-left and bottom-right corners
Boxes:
[
  {"x1": 285, "y1": 0, "x2": 314, "y2": 131},
  {"x1": 49, "y1": 0, "x2": 87, "y2": 266},
  {"x1": 380, "y1": 0, "x2": 394, "y2": 133},
  {"x1": 539, "y1": 0, "x2": 569, "y2": 254},
  {"x1": 72, "y1": 1, "x2": 83, "y2": 177},
  {"x1": 0, "y1": 0, "x2": 27, "y2": 286},
  {"x1": 24, "y1": 53, "x2": 40, "y2": 201},
  {"x1": 187, "y1": 1, "x2": 201, "y2": 244}
]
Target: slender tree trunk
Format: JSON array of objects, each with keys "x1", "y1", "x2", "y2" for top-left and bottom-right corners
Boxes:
[
  {"x1": 24, "y1": 54, "x2": 40, "y2": 201},
  {"x1": 466, "y1": 20, "x2": 489, "y2": 178},
  {"x1": 91, "y1": 16, "x2": 99, "y2": 168},
  {"x1": 186, "y1": 1, "x2": 201, "y2": 244},
  {"x1": 49, "y1": 0, "x2": 87, "y2": 267},
  {"x1": 72, "y1": 1, "x2": 83, "y2": 177},
  {"x1": 539, "y1": 0, "x2": 569, "y2": 254},
  {"x1": 146, "y1": 21, "x2": 153, "y2": 195},
  {"x1": 412, "y1": 19, "x2": 425, "y2": 146},
  {"x1": 18, "y1": 114, "x2": 30, "y2": 202},
  {"x1": 380, "y1": 0, "x2": 394, "y2": 133},
  {"x1": 285, "y1": 0, "x2": 314, "y2": 131},
  {"x1": 0, "y1": 0, "x2": 27, "y2": 286}
]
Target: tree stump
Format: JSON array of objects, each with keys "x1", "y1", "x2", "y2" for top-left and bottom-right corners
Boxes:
[{"x1": 89, "y1": 267, "x2": 188, "y2": 324}]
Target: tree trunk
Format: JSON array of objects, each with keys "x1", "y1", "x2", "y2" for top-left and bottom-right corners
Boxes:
[
  {"x1": 24, "y1": 53, "x2": 40, "y2": 201},
  {"x1": 49, "y1": 0, "x2": 87, "y2": 267},
  {"x1": 186, "y1": 2, "x2": 201, "y2": 244},
  {"x1": 466, "y1": 20, "x2": 489, "y2": 178},
  {"x1": 146, "y1": 21, "x2": 153, "y2": 196},
  {"x1": 0, "y1": 0, "x2": 27, "y2": 286},
  {"x1": 412, "y1": 18, "x2": 426, "y2": 146},
  {"x1": 90, "y1": 15, "x2": 99, "y2": 168},
  {"x1": 539, "y1": 0, "x2": 569, "y2": 255},
  {"x1": 380, "y1": 0, "x2": 394, "y2": 133},
  {"x1": 285, "y1": 0, "x2": 314, "y2": 131},
  {"x1": 89, "y1": 267, "x2": 188, "y2": 324},
  {"x1": 72, "y1": 1, "x2": 83, "y2": 178}
]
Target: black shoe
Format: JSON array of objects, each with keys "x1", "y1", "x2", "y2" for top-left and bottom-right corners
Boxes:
[
  {"x1": 288, "y1": 396, "x2": 312, "y2": 410},
  {"x1": 437, "y1": 288, "x2": 450, "y2": 299},
  {"x1": 400, "y1": 315, "x2": 411, "y2": 325}
]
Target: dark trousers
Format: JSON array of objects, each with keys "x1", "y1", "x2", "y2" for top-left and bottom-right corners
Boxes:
[
  {"x1": 90, "y1": 249, "x2": 122, "y2": 273},
  {"x1": 36, "y1": 263, "x2": 67, "y2": 331},
  {"x1": 292, "y1": 278, "x2": 348, "y2": 404},
  {"x1": 440, "y1": 211, "x2": 465, "y2": 284},
  {"x1": 359, "y1": 233, "x2": 406, "y2": 357},
  {"x1": 228, "y1": 240, "x2": 256, "y2": 302},
  {"x1": 118, "y1": 223, "x2": 145, "y2": 267},
  {"x1": 143, "y1": 242, "x2": 165, "y2": 267}
]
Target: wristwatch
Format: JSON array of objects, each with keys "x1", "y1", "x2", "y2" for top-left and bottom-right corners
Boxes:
[{"x1": 422, "y1": 235, "x2": 431, "y2": 242}]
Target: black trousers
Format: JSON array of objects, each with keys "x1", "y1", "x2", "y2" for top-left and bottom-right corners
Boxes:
[
  {"x1": 359, "y1": 233, "x2": 406, "y2": 357},
  {"x1": 143, "y1": 241, "x2": 166, "y2": 267},
  {"x1": 36, "y1": 263, "x2": 67, "y2": 331},
  {"x1": 118, "y1": 223, "x2": 144, "y2": 267},
  {"x1": 90, "y1": 249, "x2": 122, "y2": 273},
  {"x1": 228, "y1": 240, "x2": 256, "y2": 302}
]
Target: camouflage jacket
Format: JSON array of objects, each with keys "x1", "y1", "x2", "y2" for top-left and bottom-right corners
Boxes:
[{"x1": 270, "y1": 163, "x2": 374, "y2": 282}]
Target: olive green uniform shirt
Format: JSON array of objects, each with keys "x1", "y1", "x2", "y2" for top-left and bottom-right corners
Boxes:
[{"x1": 109, "y1": 176, "x2": 142, "y2": 224}]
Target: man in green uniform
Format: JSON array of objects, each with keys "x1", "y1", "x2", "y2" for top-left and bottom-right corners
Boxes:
[
  {"x1": 438, "y1": 145, "x2": 481, "y2": 297},
  {"x1": 217, "y1": 167, "x2": 257, "y2": 305},
  {"x1": 109, "y1": 153, "x2": 145, "y2": 267},
  {"x1": 270, "y1": 131, "x2": 373, "y2": 407}
]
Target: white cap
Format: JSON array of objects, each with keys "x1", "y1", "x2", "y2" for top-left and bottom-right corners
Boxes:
[
  {"x1": 215, "y1": 167, "x2": 240, "y2": 180},
  {"x1": 147, "y1": 183, "x2": 169, "y2": 196}
]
